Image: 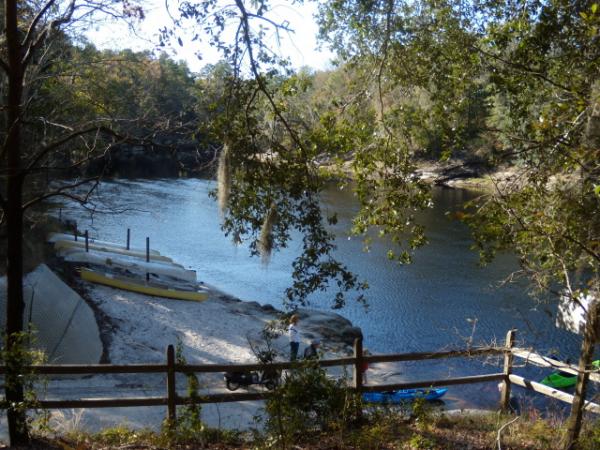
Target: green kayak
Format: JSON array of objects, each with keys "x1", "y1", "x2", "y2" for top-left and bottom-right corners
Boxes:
[{"x1": 540, "y1": 360, "x2": 600, "y2": 389}]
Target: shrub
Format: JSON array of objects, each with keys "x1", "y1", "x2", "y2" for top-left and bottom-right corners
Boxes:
[
  {"x1": 579, "y1": 418, "x2": 600, "y2": 450},
  {"x1": 263, "y1": 361, "x2": 360, "y2": 447},
  {"x1": 0, "y1": 330, "x2": 48, "y2": 439}
]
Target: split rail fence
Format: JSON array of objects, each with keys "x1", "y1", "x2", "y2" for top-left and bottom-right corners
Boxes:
[{"x1": 1, "y1": 330, "x2": 599, "y2": 424}]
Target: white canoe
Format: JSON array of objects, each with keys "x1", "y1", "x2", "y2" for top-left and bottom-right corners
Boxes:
[
  {"x1": 59, "y1": 248, "x2": 196, "y2": 283},
  {"x1": 52, "y1": 239, "x2": 174, "y2": 263},
  {"x1": 48, "y1": 232, "x2": 161, "y2": 255}
]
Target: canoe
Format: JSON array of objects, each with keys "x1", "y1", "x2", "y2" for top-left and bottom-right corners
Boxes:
[
  {"x1": 80, "y1": 268, "x2": 208, "y2": 302},
  {"x1": 60, "y1": 248, "x2": 196, "y2": 282},
  {"x1": 53, "y1": 239, "x2": 173, "y2": 263},
  {"x1": 48, "y1": 233, "x2": 161, "y2": 255},
  {"x1": 540, "y1": 360, "x2": 600, "y2": 389},
  {"x1": 362, "y1": 388, "x2": 447, "y2": 404}
]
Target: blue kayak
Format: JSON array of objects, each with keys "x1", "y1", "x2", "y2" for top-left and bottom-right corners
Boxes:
[{"x1": 362, "y1": 388, "x2": 448, "y2": 404}]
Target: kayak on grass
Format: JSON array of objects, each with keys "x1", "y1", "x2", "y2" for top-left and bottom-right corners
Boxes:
[{"x1": 362, "y1": 388, "x2": 447, "y2": 404}]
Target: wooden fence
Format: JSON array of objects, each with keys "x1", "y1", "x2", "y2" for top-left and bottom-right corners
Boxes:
[{"x1": 1, "y1": 330, "x2": 599, "y2": 423}]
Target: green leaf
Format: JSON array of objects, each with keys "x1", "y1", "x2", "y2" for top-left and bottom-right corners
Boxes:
[{"x1": 592, "y1": 3, "x2": 598, "y2": 14}]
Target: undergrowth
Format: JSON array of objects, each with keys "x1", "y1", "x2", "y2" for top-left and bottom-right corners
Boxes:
[
  {"x1": 17, "y1": 355, "x2": 600, "y2": 450},
  {"x1": 26, "y1": 409, "x2": 600, "y2": 450}
]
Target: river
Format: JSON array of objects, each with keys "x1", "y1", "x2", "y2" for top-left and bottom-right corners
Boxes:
[{"x1": 57, "y1": 178, "x2": 588, "y2": 410}]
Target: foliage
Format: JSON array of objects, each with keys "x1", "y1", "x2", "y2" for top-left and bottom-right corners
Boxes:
[
  {"x1": 172, "y1": 338, "x2": 204, "y2": 441},
  {"x1": 315, "y1": 3, "x2": 599, "y2": 442},
  {"x1": 346, "y1": 406, "x2": 408, "y2": 449},
  {"x1": 162, "y1": 1, "x2": 379, "y2": 308},
  {"x1": 261, "y1": 361, "x2": 360, "y2": 447},
  {"x1": 314, "y1": 0, "x2": 600, "y2": 297},
  {"x1": 0, "y1": 332, "x2": 47, "y2": 441},
  {"x1": 461, "y1": 2, "x2": 600, "y2": 304},
  {"x1": 35, "y1": 407, "x2": 600, "y2": 449},
  {"x1": 408, "y1": 432, "x2": 437, "y2": 449},
  {"x1": 579, "y1": 418, "x2": 600, "y2": 450}
]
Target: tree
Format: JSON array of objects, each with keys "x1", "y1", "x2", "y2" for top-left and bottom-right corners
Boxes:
[
  {"x1": 166, "y1": 0, "x2": 371, "y2": 308},
  {"x1": 318, "y1": 1, "x2": 600, "y2": 447},
  {"x1": 0, "y1": 1, "x2": 143, "y2": 444},
  {"x1": 174, "y1": 0, "x2": 598, "y2": 447}
]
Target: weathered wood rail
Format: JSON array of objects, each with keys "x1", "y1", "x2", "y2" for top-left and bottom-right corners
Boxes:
[{"x1": 0, "y1": 330, "x2": 598, "y2": 423}]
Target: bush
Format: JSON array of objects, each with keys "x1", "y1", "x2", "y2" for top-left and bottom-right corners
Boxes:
[{"x1": 262, "y1": 361, "x2": 360, "y2": 447}]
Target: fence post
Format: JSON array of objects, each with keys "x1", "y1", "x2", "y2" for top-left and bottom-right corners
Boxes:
[
  {"x1": 167, "y1": 344, "x2": 176, "y2": 426},
  {"x1": 146, "y1": 237, "x2": 150, "y2": 282},
  {"x1": 126, "y1": 228, "x2": 130, "y2": 250},
  {"x1": 500, "y1": 329, "x2": 516, "y2": 412},
  {"x1": 353, "y1": 337, "x2": 363, "y2": 391},
  {"x1": 84, "y1": 230, "x2": 89, "y2": 252}
]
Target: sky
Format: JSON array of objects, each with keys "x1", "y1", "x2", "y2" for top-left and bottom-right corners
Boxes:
[{"x1": 85, "y1": 1, "x2": 336, "y2": 74}]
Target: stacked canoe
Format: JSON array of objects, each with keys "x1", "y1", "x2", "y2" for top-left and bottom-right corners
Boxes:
[{"x1": 49, "y1": 233, "x2": 208, "y2": 301}]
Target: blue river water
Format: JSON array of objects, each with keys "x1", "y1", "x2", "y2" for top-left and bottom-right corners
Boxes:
[{"x1": 57, "y1": 178, "x2": 590, "y2": 410}]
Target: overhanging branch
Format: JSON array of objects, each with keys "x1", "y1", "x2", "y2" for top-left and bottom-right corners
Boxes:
[
  {"x1": 21, "y1": 176, "x2": 101, "y2": 211},
  {"x1": 22, "y1": 0, "x2": 76, "y2": 67},
  {"x1": 26, "y1": 125, "x2": 122, "y2": 171}
]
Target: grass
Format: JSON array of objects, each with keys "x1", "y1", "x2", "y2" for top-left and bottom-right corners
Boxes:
[{"x1": 8, "y1": 407, "x2": 599, "y2": 450}]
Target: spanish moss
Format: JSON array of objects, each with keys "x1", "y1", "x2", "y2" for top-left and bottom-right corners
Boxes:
[{"x1": 258, "y1": 202, "x2": 277, "y2": 264}]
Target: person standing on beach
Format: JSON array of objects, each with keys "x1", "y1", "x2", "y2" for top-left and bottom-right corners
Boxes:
[{"x1": 288, "y1": 314, "x2": 300, "y2": 361}]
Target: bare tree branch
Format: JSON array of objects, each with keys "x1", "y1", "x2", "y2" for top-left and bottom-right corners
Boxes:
[
  {"x1": 22, "y1": 0, "x2": 60, "y2": 50},
  {"x1": 234, "y1": 0, "x2": 312, "y2": 176},
  {"x1": 25, "y1": 125, "x2": 121, "y2": 171},
  {"x1": 23, "y1": 1, "x2": 76, "y2": 67},
  {"x1": 21, "y1": 176, "x2": 101, "y2": 211}
]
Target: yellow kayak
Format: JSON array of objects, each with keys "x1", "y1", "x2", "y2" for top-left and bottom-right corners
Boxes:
[{"x1": 80, "y1": 268, "x2": 208, "y2": 302}]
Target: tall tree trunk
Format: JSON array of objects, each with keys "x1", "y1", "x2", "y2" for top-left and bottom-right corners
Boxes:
[
  {"x1": 4, "y1": 0, "x2": 29, "y2": 445},
  {"x1": 5, "y1": 185, "x2": 27, "y2": 446},
  {"x1": 564, "y1": 301, "x2": 599, "y2": 450}
]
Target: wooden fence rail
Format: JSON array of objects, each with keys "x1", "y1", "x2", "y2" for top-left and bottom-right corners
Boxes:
[
  {"x1": 508, "y1": 339, "x2": 600, "y2": 413},
  {"x1": 1, "y1": 331, "x2": 599, "y2": 426}
]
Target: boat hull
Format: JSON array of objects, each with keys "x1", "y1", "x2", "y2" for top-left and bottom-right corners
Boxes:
[
  {"x1": 540, "y1": 360, "x2": 600, "y2": 389},
  {"x1": 54, "y1": 239, "x2": 174, "y2": 262},
  {"x1": 49, "y1": 233, "x2": 161, "y2": 255},
  {"x1": 362, "y1": 388, "x2": 447, "y2": 404},
  {"x1": 80, "y1": 268, "x2": 208, "y2": 302},
  {"x1": 540, "y1": 373, "x2": 577, "y2": 389},
  {"x1": 61, "y1": 248, "x2": 196, "y2": 282}
]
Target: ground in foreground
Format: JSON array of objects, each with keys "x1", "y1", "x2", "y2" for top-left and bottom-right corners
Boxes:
[{"x1": 8, "y1": 408, "x2": 600, "y2": 450}]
